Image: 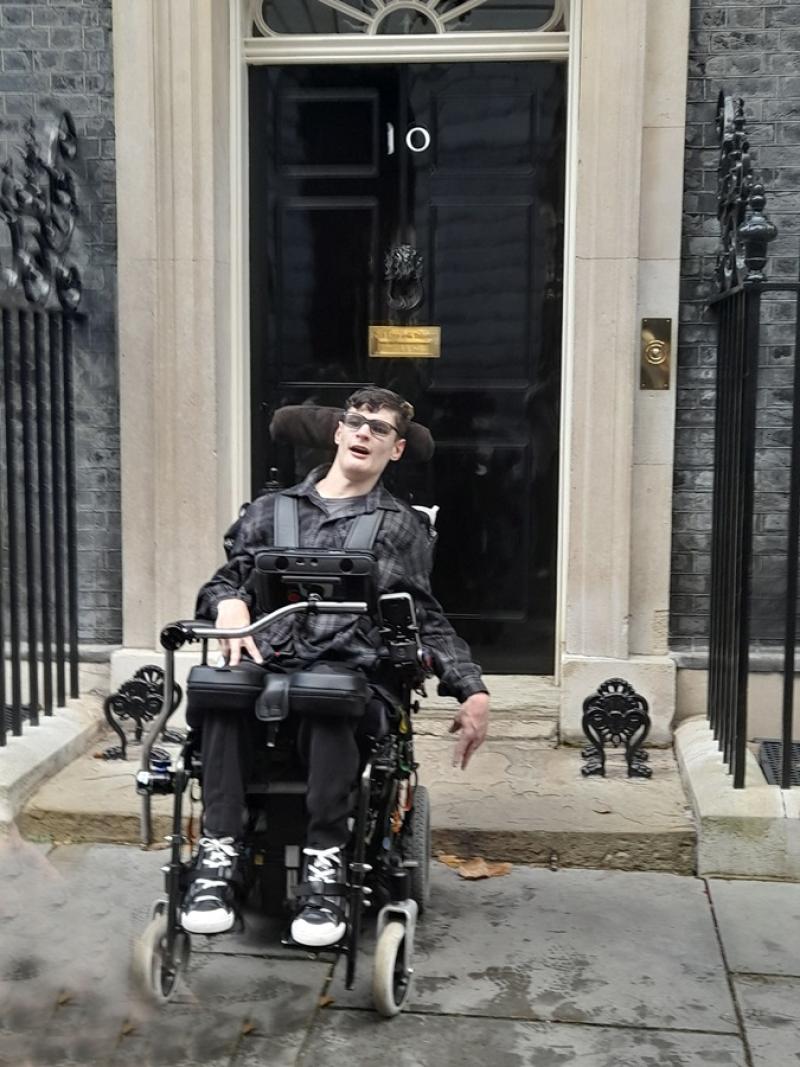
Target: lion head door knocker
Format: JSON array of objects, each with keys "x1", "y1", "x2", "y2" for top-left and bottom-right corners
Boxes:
[
  {"x1": 385, "y1": 244, "x2": 424, "y2": 323},
  {"x1": 369, "y1": 244, "x2": 439, "y2": 357}
]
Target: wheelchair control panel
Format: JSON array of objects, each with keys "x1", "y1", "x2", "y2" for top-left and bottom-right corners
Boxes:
[{"x1": 253, "y1": 548, "x2": 378, "y2": 611}]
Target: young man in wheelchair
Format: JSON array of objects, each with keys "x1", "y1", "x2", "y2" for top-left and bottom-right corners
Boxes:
[{"x1": 183, "y1": 387, "x2": 490, "y2": 948}]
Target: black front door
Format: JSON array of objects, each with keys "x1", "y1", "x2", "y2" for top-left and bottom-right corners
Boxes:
[{"x1": 249, "y1": 61, "x2": 566, "y2": 673}]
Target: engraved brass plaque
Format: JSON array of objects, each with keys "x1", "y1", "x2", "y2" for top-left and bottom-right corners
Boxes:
[
  {"x1": 640, "y1": 318, "x2": 672, "y2": 390},
  {"x1": 368, "y1": 325, "x2": 441, "y2": 359}
]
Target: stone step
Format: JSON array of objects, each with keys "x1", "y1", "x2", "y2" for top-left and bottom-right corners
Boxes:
[
  {"x1": 18, "y1": 729, "x2": 695, "y2": 875},
  {"x1": 414, "y1": 715, "x2": 557, "y2": 743},
  {"x1": 420, "y1": 674, "x2": 560, "y2": 719},
  {"x1": 417, "y1": 739, "x2": 696, "y2": 874}
]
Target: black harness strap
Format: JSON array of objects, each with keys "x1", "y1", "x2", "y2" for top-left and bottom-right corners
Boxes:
[
  {"x1": 274, "y1": 493, "x2": 385, "y2": 551},
  {"x1": 344, "y1": 508, "x2": 384, "y2": 551},
  {"x1": 274, "y1": 493, "x2": 300, "y2": 547}
]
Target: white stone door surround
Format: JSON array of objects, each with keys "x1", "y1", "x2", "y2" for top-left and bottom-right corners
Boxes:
[{"x1": 112, "y1": 0, "x2": 690, "y2": 742}]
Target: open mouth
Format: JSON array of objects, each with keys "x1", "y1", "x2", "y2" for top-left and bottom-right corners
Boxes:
[{"x1": 350, "y1": 445, "x2": 371, "y2": 458}]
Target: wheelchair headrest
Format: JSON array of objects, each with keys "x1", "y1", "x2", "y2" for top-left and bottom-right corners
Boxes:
[{"x1": 270, "y1": 405, "x2": 435, "y2": 462}]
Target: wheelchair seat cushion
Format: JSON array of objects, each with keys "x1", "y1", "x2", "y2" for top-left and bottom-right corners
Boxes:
[
  {"x1": 288, "y1": 664, "x2": 369, "y2": 718},
  {"x1": 186, "y1": 661, "x2": 370, "y2": 722},
  {"x1": 186, "y1": 660, "x2": 268, "y2": 716}
]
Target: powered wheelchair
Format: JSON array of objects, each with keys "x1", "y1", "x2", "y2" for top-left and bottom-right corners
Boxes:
[{"x1": 132, "y1": 407, "x2": 437, "y2": 1017}]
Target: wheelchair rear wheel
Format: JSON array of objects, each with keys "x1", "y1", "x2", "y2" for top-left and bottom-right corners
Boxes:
[
  {"x1": 407, "y1": 784, "x2": 431, "y2": 912},
  {"x1": 372, "y1": 920, "x2": 412, "y2": 1017},
  {"x1": 132, "y1": 910, "x2": 190, "y2": 1004}
]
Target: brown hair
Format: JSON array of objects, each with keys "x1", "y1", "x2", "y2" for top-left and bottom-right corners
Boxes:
[{"x1": 345, "y1": 386, "x2": 415, "y2": 437}]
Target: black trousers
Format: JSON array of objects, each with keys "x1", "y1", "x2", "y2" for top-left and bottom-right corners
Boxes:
[{"x1": 199, "y1": 697, "x2": 387, "y2": 849}]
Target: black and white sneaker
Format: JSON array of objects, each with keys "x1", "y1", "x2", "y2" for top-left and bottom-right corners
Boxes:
[
  {"x1": 180, "y1": 836, "x2": 240, "y2": 935},
  {"x1": 291, "y1": 846, "x2": 347, "y2": 948}
]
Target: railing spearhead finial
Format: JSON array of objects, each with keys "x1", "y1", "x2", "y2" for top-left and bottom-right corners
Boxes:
[
  {"x1": 715, "y1": 93, "x2": 777, "y2": 292},
  {"x1": 739, "y1": 183, "x2": 778, "y2": 283}
]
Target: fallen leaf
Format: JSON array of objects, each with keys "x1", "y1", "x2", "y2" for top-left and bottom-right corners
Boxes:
[
  {"x1": 120, "y1": 1022, "x2": 136, "y2": 1037},
  {"x1": 457, "y1": 858, "x2": 511, "y2": 880},
  {"x1": 56, "y1": 991, "x2": 73, "y2": 1007},
  {"x1": 146, "y1": 840, "x2": 171, "y2": 852},
  {"x1": 241, "y1": 1021, "x2": 256, "y2": 1036},
  {"x1": 318, "y1": 995, "x2": 335, "y2": 1009},
  {"x1": 435, "y1": 852, "x2": 465, "y2": 869},
  {"x1": 592, "y1": 806, "x2": 613, "y2": 814}
]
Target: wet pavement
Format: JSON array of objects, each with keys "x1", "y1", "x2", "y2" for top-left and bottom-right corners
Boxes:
[{"x1": 1, "y1": 833, "x2": 798, "y2": 1066}]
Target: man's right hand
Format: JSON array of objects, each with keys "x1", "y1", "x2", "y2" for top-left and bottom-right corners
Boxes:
[{"x1": 215, "y1": 598, "x2": 263, "y2": 666}]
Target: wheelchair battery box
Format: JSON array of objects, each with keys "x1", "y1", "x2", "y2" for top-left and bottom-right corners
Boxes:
[
  {"x1": 186, "y1": 661, "x2": 267, "y2": 714},
  {"x1": 252, "y1": 549, "x2": 378, "y2": 611},
  {"x1": 288, "y1": 666, "x2": 369, "y2": 718}
]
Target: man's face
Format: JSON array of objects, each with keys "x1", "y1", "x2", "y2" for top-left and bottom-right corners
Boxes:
[{"x1": 334, "y1": 405, "x2": 406, "y2": 483}]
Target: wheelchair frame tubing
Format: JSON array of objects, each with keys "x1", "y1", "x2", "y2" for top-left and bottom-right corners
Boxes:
[
  {"x1": 164, "y1": 765, "x2": 188, "y2": 958},
  {"x1": 345, "y1": 759, "x2": 373, "y2": 990},
  {"x1": 140, "y1": 647, "x2": 178, "y2": 847}
]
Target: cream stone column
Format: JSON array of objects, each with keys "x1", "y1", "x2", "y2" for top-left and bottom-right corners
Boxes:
[
  {"x1": 112, "y1": 0, "x2": 236, "y2": 681},
  {"x1": 630, "y1": 0, "x2": 691, "y2": 658},
  {"x1": 559, "y1": 0, "x2": 689, "y2": 743}
]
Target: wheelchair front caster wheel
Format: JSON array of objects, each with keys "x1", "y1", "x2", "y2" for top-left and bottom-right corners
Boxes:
[
  {"x1": 372, "y1": 921, "x2": 412, "y2": 1017},
  {"x1": 132, "y1": 913, "x2": 190, "y2": 1004}
]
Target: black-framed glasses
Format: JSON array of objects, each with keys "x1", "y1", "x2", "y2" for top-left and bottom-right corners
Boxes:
[{"x1": 341, "y1": 411, "x2": 400, "y2": 439}]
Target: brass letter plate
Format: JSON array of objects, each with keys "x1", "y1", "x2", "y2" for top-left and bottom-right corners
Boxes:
[
  {"x1": 368, "y1": 325, "x2": 441, "y2": 359},
  {"x1": 640, "y1": 318, "x2": 671, "y2": 390}
]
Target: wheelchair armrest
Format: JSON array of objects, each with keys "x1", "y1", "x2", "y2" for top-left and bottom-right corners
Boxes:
[{"x1": 159, "y1": 599, "x2": 370, "y2": 651}]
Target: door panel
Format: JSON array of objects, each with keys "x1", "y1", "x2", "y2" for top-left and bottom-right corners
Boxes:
[
  {"x1": 434, "y1": 94, "x2": 536, "y2": 173},
  {"x1": 429, "y1": 202, "x2": 534, "y2": 379},
  {"x1": 249, "y1": 61, "x2": 565, "y2": 673},
  {"x1": 278, "y1": 90, "x2": 380, "y2": 174},
  {"x1": 277, "y1": 201, "x2": 379, "y2": 379}
]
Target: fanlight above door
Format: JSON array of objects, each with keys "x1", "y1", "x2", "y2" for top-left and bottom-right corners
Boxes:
[{"x1": 250, "y1": 0, "x2": 567, "y2": 37}]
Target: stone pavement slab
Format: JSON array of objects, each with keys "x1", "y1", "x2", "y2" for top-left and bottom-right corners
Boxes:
[
  {"x1": 293, "y1": 1011, "x2": 747, "y2": 1067},
  {"x1": 0, "y1": 836, "x2": 331, "y2": 1067},
  {"x1": 329, "y1": 865, "x2": 738, "y2": 1034},
  {"x1": 734, "y1": 975, "x2": 800, "y2": 1067},
  {"x1": 7, "y1": 841, "x2": 783, "y2": 1067},
  {"x1": 708, "y1": 878, "x2": 800, "y2": 977},
  {"x1": 2, "y1": 976, "x2": 326, "y2": 1067},
  {"x1": 1, "y1": 836, "x2": 167, "y2": 1066},
  {"x1": 110, "y1": 957, "x2": 329, "y2": 1067}
]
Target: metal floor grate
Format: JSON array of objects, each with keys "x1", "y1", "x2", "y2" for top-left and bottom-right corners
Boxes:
[{"x1": 758, "y1": 740, "x2": 800, "y2": 787}]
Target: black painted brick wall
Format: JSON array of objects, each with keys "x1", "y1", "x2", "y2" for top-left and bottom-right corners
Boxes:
[
  {"x1": 0, "y1": 0, "x2": 119, "y2": 644},
  {"x1": 672, "y1": 0, "x2": 800, "y2": 651}
]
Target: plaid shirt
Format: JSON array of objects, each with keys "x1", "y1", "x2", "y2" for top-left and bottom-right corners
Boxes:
[{"x1": 196, "y1": 466, "x2": 487, "y2": 704}]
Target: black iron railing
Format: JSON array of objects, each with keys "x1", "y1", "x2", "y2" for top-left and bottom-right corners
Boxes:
[
  {"x1": 0, "y1": 113, "x2": 81, "y2": 745},
  {"x1": 707, "y1": 94, "x2": 798, "y2": 788}
]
